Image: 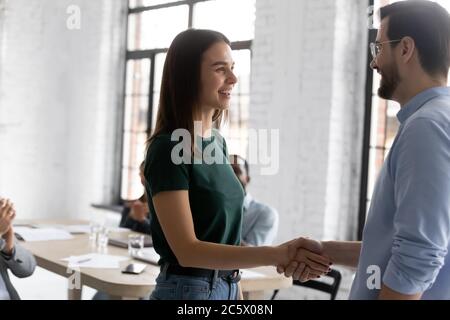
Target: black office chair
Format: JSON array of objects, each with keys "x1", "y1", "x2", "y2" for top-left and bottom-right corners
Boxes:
[{"x1": 271, "y1": 269, "x2": 342, "y2": 300}]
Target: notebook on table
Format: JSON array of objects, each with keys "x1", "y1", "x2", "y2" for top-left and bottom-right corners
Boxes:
[{"x1": 108, "y1": 233, "x2": 153, "y2": 248}]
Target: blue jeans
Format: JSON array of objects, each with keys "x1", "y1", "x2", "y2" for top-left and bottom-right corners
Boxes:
[{"x1": 150, "y1": 269, "x2": 239, "y2": 300}]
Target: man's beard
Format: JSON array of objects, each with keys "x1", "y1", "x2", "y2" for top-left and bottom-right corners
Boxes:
[{"x1": 378, "y1": 61, "x2": 400, "y2": 100}]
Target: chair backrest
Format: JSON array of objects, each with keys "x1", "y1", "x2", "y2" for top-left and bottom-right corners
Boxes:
[
  {"x1": 271, "y1": 269, "x2": 342, "y2": 300},
  {"x1": 293, "y1": 269, "x2": 342, "y2": 300}
]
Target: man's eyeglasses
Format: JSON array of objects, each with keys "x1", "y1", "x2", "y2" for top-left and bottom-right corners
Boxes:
[{"x1": 369, "y1": 40, "x2": 402, "y2": 59}]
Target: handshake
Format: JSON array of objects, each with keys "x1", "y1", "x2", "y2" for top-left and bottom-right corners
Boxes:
[{"x1": 276, "y1": 237, "x2": 332, "y2": 282}]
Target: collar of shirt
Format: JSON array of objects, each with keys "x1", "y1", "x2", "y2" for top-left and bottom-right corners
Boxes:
[
  {"x1": 397, "y1": 86, "x2": 450, "y2": 124},
  {"x1": 243, "y1": 193, "x2": 253, "y2": 211}
]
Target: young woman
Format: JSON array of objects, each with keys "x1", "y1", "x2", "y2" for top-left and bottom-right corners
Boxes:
[{"x1": 144, "y1": 29, "x2": 330, "y2": 300}]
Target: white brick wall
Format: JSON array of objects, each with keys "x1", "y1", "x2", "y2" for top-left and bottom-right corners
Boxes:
[
  {"x1": 0, "y1": 0, "x2": 127, "y2": 220},
  {"x1": 249, "y1": 0, "x2": 368, "y2": 299}
]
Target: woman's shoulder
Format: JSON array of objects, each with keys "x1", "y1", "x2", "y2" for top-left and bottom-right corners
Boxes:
[{"x1": 148, "y1": 133, "x2": 177, "y2": 151}]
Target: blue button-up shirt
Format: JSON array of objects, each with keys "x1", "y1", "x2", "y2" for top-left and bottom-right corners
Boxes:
[
  {"x1": 241, "y1": 194, "x2": 279, "y2": 246},
  {"x1": 350, "y1": 87, "x2": 450, "y2": 300}
]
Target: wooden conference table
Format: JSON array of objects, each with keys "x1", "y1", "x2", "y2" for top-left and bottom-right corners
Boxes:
[{"x1": 17, "y1": 220, "x2": 292, "y2": 300}]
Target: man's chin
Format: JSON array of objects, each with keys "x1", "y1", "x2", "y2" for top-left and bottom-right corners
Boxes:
[
  {"x1": 378, "y1": 80, "x2": 396, "y2": 100},
  {"x1": 378, "y1": 87, "x2": 392, "y2": 100}
]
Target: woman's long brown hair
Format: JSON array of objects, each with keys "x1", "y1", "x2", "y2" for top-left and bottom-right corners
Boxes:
[{"x1": 147, "y1": 29, "x2": 230, "y2": 147}]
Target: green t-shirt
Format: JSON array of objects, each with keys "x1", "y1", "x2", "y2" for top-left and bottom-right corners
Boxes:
[{"x1": 144, "y1": 130, "x2": 245, "y2": 265}]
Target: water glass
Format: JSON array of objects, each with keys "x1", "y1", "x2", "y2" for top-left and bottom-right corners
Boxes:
[
  {"x1": 97, "y1": 226, "x2": 110, "y2": 249},
  {"x1": 89, "y1": 222, "x2": 101, "y2": 244},
  {"x1": 128, "y1": 234, "x2": 144, "y2": 256}
]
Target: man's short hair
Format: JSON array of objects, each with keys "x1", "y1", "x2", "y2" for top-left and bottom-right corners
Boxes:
[
  {"x1": 230, "y1": 154, "x2": 249, "y2": 176},
  {"x1": 380, "y1": 0, "x2": 450, "y2": 77}
]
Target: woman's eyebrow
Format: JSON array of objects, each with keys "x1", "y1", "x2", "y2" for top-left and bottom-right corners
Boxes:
[{"x1": 211, "y1": 61, "x2": 235, "y2": 67}]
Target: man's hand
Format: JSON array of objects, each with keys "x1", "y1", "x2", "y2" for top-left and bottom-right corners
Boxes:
[
  {"x1": 276, "y1": 237, "x2": 324, "y2": 272},
  {"x1": 0, "y1": 199, "x2": 15, "y2": 236},
  {"x1": 129, "y1": 200, "x2": 149, "y2": 222},
  {"x1": 276, "y1": 237, "x2": 330, "y2": 281}
]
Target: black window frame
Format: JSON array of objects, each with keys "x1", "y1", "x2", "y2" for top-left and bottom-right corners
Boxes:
[{"x1": 358, "y1": 0, "x2": 376, "y2": 240}]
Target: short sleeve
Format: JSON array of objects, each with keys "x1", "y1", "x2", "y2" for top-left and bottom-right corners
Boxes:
[{"x1": 144, "y1": 135, "x2": 190, "y2": 197}]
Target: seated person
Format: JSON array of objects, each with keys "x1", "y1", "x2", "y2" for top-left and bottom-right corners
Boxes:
[
  {"x1": 230, "y1": 155, "x2": 279, "y2": 246},
  {"x1": 119, "y1": 161, "x2": 151, "y2": 235},
  {"x1": 0, "y1": 198, "x2": 37, "y2": 300}
]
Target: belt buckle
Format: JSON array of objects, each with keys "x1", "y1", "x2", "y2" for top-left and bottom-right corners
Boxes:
[{"x1": 226, "y1": 270, "x2": 240, "y2": 283}]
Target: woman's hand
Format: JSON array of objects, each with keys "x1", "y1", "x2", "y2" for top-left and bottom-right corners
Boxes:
[{"x1": 277, "y1": 237, "x2": 331, "y2": 282}]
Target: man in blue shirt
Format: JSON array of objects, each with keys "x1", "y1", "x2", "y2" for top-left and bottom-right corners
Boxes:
[
  {"x1": 230, "y1": 154, "x2": 279, "y2": 246},
  {"x1": 280, "y1": 0, "x2": 450, "y2": 299}
]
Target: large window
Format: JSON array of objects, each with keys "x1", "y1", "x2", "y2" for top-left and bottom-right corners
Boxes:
[
  {"x1": 120, "y1": 0, "x2": 256, "y2": 200},
  {"x1": 359, "y1": 0, "x2": 450, "y2": 237}
]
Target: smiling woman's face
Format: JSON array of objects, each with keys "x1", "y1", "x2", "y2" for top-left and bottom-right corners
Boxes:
[{"x1": 198, "y1": 41, "x2": 238, "y2": 112}]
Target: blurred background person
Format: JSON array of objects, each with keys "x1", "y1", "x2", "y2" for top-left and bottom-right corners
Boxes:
[{"x1": 230, "y1": 154, "x2": 279, "y2": 246}]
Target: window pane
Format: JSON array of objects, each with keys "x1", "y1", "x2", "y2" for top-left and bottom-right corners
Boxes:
[
  {"x1": 121, "y1": 168, "x2": 145, "y2": 200},
  {"x1": 193, "y1": 0, "x2": 256, "y2": 41},
  {"x1": 367, "y1": 147, "x2": 386, "y2": 200},
  {"x1": 369, "y1": 94, "x2": 387, "y2": 148},
  {"x1": 154, "y1": 53, "x2": 166, "y2": 90},
  {"x1": 385, "y1": 101, "x2": 400, "y2": 149},
  {"x1": 126, "y1": 59, "x2": 150, "y2": 95},
  {"x1": 124, "y1": 96, "x2": 149, "y2": 132},
  {"x1": 150, "y1": 53, "x2": 167, "y2": 132},
  {"x1": 129, "y1": 0, "x2": 180, "y2": 9},
  {"x1": 221, "y1": 49, "x2": 252, "y2": 158},
  {"x1": 121, "y1": 132, "x2": 147, "y2": 200},
  {"x1": 232, "y1": 50, "x2": 251, "y2": 94},
  {"x1": 128, "y1": 6, "x2": 189, "y2": 50},
  {"x1": 152, "y1": 92, "x2": 160, "y2": 132},
  {"x1": 372, "y1": 70, "x2": 381, "y2": 95}
]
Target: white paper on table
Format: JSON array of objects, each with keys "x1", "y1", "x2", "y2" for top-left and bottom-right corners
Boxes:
[
  {"x1": 62, "y1": 253, "x2": 130, "y2": 269},
  {"x1": 108, "y1": 227, "x2": 130, "y2": 233},
  {"x1": 240, "y1": 269, "x2": 267, "y2": 279},
  {"x1": 14, "y1": 226, "x2": 74, "y2": 242},
  {"x1": 62, "y1": 225, "x2": 91, "y2": 234}
]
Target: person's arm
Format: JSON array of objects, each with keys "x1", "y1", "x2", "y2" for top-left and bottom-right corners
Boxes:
[
  {"x1": 0, "y1": 227, "x2": 36, "y2": 278},
  {"x1": 278, "y1": 239, "x2": 360, "y2": 278},
  {"x1": 321, "y1": 241, "x2": 361, "y2": 268},
  {"x1": 378, "y1": 284, "x2": 422, "y2": 300},
  {"x1": 379, "y1": 118, "x2": 450, "y2": 299},
  {"x1": 152, "y1": 190, "x2": 330, "y2": 271}
]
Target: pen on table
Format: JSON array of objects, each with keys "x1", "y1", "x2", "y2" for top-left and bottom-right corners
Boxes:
[{"x1": 75, "y1": 258, "x2": 91, "y2": 264}]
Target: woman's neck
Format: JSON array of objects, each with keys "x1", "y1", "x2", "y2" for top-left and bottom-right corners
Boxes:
[{"x1": 194, "y1": 108, "x2": 215, "y2": 138}]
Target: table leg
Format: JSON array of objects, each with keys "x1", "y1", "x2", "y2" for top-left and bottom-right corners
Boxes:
[{"x1": 68, "y1": 287, "x2": 82, "y2": 300}]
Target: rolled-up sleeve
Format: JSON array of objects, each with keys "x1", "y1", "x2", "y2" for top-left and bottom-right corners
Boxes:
[{"x1": 383, "y1": 118, "x2": 450, "y2": 295}]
